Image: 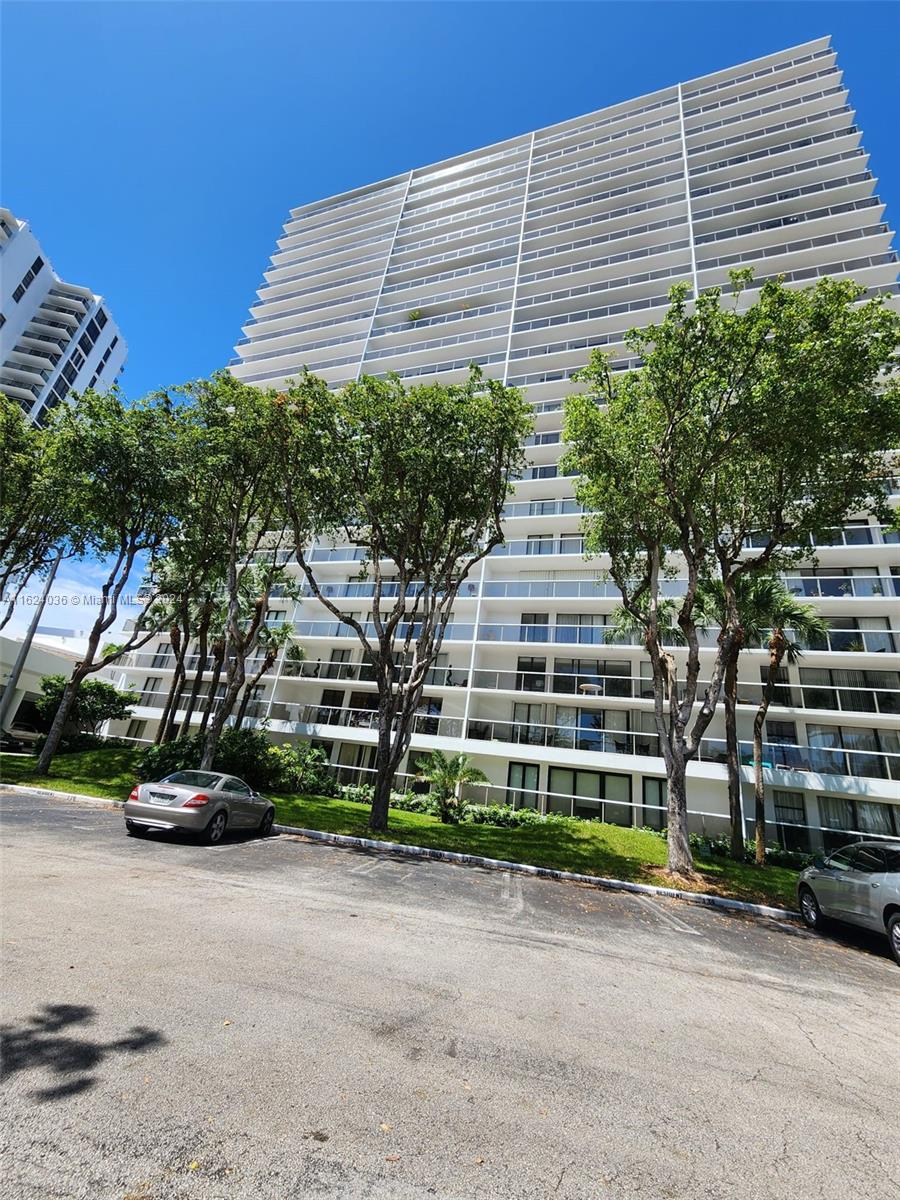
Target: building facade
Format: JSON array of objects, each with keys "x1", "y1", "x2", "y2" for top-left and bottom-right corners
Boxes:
[
  {"x1": 0, "y1": 208, "x2": 127, "y2": 424},
  {"x1": 114, "y1": 37, "x2": 900, "y2": 849}
]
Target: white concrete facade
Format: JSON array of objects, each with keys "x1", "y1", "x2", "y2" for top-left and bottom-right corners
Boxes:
[
  {"x1": 0, "y1": 208, "x2": 127, "y2": 425},
  {"x1": 114, "y1": 38, "x2": 900, "y2": 850}
]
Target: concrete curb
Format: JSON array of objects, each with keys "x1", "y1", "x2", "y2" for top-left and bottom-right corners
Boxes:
[{"x1": 0, "y1": 782, "x2": 800, "y2": 922}]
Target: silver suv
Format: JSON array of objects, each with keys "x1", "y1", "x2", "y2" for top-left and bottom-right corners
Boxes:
[{"x1": 797, "y1": 841, "x2": 900, "y2": 965}]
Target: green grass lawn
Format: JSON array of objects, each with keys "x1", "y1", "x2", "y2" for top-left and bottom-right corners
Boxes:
[{"x1": 1, "y1": 747, "x2": 799, "y2": 908}]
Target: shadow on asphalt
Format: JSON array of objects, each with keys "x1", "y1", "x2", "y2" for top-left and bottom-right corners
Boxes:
[{"x1": 0, "y1": 1003, "x2": 165, "y2": 1101}]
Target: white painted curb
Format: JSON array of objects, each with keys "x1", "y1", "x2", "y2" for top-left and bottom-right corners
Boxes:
[
  {"x1": 0, "y1": 782, "x2": 800, "y2": 922},
  {"x1": 273, "y1": 823, "x2": 800, "y2": 921}
]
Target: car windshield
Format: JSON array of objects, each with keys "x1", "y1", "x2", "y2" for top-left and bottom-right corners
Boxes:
[{"x1": 161, "y1": 771, "x2": 221, "y2": 787}]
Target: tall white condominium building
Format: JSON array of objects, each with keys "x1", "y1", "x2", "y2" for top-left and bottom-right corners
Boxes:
[
  {"x1": 0, "y1": 208, "x2": 127, "y2": 424},
  {"x1": 117, "y1": 37, "x2": 900, "y2": 851}
]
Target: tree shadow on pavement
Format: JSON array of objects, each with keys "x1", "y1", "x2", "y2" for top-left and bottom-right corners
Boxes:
[{"x1": 1, "y1": 1003, "x2": 165, "y2": 1100}]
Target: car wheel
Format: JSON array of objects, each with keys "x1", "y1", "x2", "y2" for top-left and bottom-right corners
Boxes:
[
  {"x1": 258, "y1": 808, "x2": 275, "y2": 838},
  {"x1": 125, "y1": 820, "x2": 146, "y2": 837},
  {"x1": 887, "y1": 914, "x2": 900, "y2": 968},
  {"x1": 799, "y1": 885, "x2": 823, "y2": 930},
  {"x1": 204, "y1": 811, "x2": 227, "y2": 845}
]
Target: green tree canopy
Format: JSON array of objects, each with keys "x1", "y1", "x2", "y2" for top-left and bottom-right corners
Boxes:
[
  {"x1": 35, "y1": 674, "x2": 139, "y2": 735},
  {"x1": 279, "y1": 366, "x2": 532, "y2": 831},
  {"x1": 564, "y1": 271, "x2": 900, "y2": 874}
]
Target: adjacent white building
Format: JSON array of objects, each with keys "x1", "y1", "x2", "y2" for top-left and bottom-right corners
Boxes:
[
  {"x1": 115, "y1": 37, "x2": 900, "y2": 850},
  {"x1": 0, "y1": 208, "x2": 126, "y2": 424}
]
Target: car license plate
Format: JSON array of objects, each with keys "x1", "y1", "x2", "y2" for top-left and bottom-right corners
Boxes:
[{"x1": 148, "y1": 791, "x2": 177, "y2": 806}]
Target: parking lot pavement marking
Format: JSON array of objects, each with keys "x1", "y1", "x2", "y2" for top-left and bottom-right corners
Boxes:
[
  {"x1": 635, "y1": 894, "x2": 702, "y2": 936},
  {"x1": 206, "y1": 836, "x2": 284, "y2": 852},
  {"x1": 501, "y1": 870, "x2": 525, "y2": 917}
]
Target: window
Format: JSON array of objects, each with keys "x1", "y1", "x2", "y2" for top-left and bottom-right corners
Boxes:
[
  {"x1": 642, "y1": 778, "x2": 666, "y2": 830},
  {"x1": 12, "y1": 255, "x2": 43, "y2": 302},
  {"x1": 766, "y1": 721, "x2": 797, "y2": 745},
  {"x1": 818, "y1": 793, "x2": 899, "y2": 849},
  {"x1": 142, "y1": 676, "x2": 162, "y2": 694},
  {"x1": 519, "y1": 612, "x2": 549, "y2": 643},
  {"x1": 512, "y1": 702, "x2": 544, "y2": 744},
  {"x1": 96, "y1": 307, "x2": 108, "y2": 329},
  {"x1": 526, "y1": 534, "x2": 554, "y2": 555},
  {"x1": 323, "y1": 648, "x2": 351, "y2": 679},
  {"x1": 223, "y1": 777, "x2": 252, "y2": 796},
  {"x1": 151, "y1": 643, "x2": 173, "y2": 668},
  {"x1": 317, "y1": 689, "x2": 345, "y2": 723},
  {"x1": 548, "y1": 766, "x2": 631, "y2": 825},
  {"x1": 125, "y1": 719, "x2": 147, "y2": 741},
  {"x1": 507, "y1": 762, "x2": 539, "y2": 809},
  {"x1": 853, "y1": 845, "x2": 886, "y2": 873},
  {"x1": 774, "y1": 789, "x2": 806, "y2": 850},
  {"x1": 516, "y1": 657, "x2": 546, "y2": 692}
]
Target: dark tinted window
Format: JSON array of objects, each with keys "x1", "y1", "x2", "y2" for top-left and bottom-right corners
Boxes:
[
  {"x1": 223, "y1": 777, "x2": 251, "y2": 795},
  {"x1": 853, "y1": 845, "x2": 886, "y2": 873},
  {"x1": 162, "y1": 770, "x2": 221, "y2": 787},
  {"x1": 884, "y1": 849, "x2": 900, "y2": 873},
  {"x1": 826, "y1": 847, "x2": 855, "y2": 870}
]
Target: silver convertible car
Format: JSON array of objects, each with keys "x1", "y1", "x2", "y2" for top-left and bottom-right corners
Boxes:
[
  {"x1": 797, "y1": 840, "x2": 900, "y2": 965},
  {"x1": 124, "y1": 770, "x2": 276, "y2": 843}
]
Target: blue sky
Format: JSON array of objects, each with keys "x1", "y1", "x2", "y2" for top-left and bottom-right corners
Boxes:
[
  {"x1": 3, "y1": 1, "x2": 899, "y2": 646},
  {"x1": 4, "y1": 1, "x2": 899, "y2": 401}
]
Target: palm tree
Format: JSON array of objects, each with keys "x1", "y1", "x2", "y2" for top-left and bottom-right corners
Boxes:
[
  {"x1": 749, "y1": 588, "x2": 828, "y2": 865},
  {"x1": 415, "y1": 750, "x2": 489, "y2": 824},
  {"x1": 234, "y1": 626, "x2": 302, "y2": 729},
  {"x1": 694, "y1": 577, "x2": 828, "y2": 863}
]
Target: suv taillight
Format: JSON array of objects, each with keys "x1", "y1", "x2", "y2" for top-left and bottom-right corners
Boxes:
[
  {"x1": 183, "y1": 793, "x2": 210, "y2": 808},
  {"x1": 128, "y1": 787, "x2": 139, "y2": 802}
]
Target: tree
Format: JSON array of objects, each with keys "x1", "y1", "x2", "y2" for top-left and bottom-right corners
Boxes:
[
  {"x1": 695, "y1": 577, "x2": 827, "y2": 860},
  {"x1": 35, "y1": 675, "x2": 139, "y2": 736},
  {"x1": 165, "y1": 373, "x2": 292, "y2": 770},
  {"x1": 749, "y1": 591, "x2": 828, "y2": 865},
  {"x1": 0, "y1": 395, "x2": 82, "y2": 631},
  {"x1": 279, "y1": 367, "x2": 531, "y2": 832},
  {"x1": 34, "y1": 388, "x2": 189, "y2": 775},
  {"x1": 416, "y1": 750, "x2": 489, "y2": 824},
  {"x1": 564, "y1": 272, "x2": 900, "y2": 875},
  {"x1": 234, "y1": 624, "x2": 300, "y2": 729}
]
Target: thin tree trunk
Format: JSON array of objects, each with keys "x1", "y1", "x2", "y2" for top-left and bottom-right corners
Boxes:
[
  {"x1": 752, "y1": 633, "x2": 785, "y2": 866},
  {"x1": 369, "y1": 690, "x2": 396, "y2": 833},
  {"x1": 198, "y1": 643, "x2": 224, "y2": 737},
  {"x1": 181, "y1": 609, "x2": 211, "y2": 734},
  {"x1": 665, "y1": 749, "x2": 693, "y2": 874},
  {"x1": 723, "y1": 653, "x2": 744, "y2": 859},
  {"x1": 35, "y1": 670, "x2": 86, "y2": 773}
]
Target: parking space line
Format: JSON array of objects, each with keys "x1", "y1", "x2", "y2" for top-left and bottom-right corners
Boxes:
[{"x1": 635, "y1": 894, "x2": 702, "y2": 936}]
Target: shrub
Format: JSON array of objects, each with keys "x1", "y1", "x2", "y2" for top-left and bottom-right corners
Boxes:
[
  {"x1": 136, "y1": 728, "x2": 336, "y2": 793},
  {"x1": 338, "y1": 782, "x2": 374, "y2": 805},
  {"x1": 389, "y1": 791, "x2": 439, "y2": 815},
  {"x1": 464, "y1": 803, "x2": 546, "y2": 827},
  {"x1": 33, "y1": 732, "x2": 130, "y2": 755},
  {"x1": 406, "y1": 308, "x2": 424, "y2": 322},
  {"x1": 269, "y1": 743, "x2": 338, "y2": 796}
]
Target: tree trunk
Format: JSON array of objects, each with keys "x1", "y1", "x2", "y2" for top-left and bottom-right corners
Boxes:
[
  {"x1": 197, "y1": 644, "x2": 224, "y2": 737},
  {"x1": 160, "y1": 673, "x2": 186, "y2": 743},
  {"x1": 181, "y1": 612, "x2": 211, "y2": 734},
  {"x1": 200, "y1": 654, "x2": 245, "y2": 769},
  {"x1": 369, "y1": 691, "x2": 396, "y2": 833},
  {"x1": 723, "y1": 653, "x2": 744, "y2": 860},
  {"x1": 752, "y1": 633, "x2": 784, "y2": 866},
  {"x1": 665, "y1": 750, "x2": 694, "y2": 874},
  {"x1": 35, "y1": 670, "x2": 86, "y2": 774}
]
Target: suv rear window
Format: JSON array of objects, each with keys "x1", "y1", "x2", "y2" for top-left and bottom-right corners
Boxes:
[{"x1": 162, "y1": 771, "x2": 221, "y2": 787}]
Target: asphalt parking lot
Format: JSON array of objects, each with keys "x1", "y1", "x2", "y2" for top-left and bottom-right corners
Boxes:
[{"x1": 2, "y1": 788, "x2": 898, "y2": 1200}]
